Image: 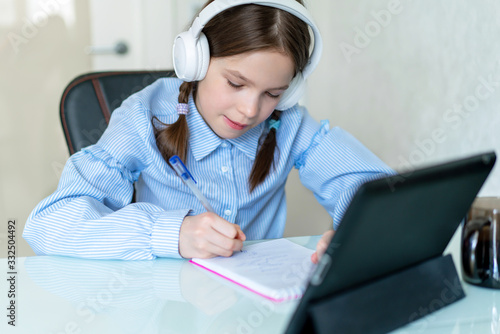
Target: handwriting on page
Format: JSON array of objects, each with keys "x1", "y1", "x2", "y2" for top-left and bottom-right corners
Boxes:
[
  {"x1": 236, "y1": 250, "x2": 289, "y2": 273},
  {"x1": 191, "y1": 239, "x2": 316, "y2": 301},
  {"x1": 231, "y1": 239, "x2": 315, "y2": 283}
]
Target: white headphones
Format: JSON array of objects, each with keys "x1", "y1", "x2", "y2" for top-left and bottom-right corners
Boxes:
[{"x1": 172, "y1": 0, "x2": 323, "y2": 110}]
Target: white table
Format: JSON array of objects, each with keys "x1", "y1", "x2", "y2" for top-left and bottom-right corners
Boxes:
[{"x1": 1, "y1": 236, "x2": 499, "y2": 334}]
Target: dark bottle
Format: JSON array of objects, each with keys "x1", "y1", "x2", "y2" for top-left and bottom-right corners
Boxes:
[{"x1": 462, "y1": 197, "x2": 500, "y2": 289}]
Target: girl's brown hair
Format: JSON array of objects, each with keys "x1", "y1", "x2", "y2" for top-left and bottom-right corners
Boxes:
[{"x1": 154, "y1": 0, "x2": 311, "y2": 192}]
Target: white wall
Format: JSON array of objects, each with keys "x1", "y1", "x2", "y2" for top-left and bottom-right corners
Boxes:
[
  {"x1": 0, "y1": 0, "x2": 91, "y2": 257},
  {"x1": 285, "y1": 0, "x2": 500, "y2": 237},
  {"x1": 308, "y1": 0, "x2": 500, "y2": 183}
]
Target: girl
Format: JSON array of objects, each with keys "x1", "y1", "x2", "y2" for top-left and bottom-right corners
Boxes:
[{"x1": 23, "y1": 0, "x2": 393, "y2": 262}]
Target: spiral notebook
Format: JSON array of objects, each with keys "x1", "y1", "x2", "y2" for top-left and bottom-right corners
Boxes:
[{"x1": 190, "y1": 239, "x2": 315, "y2": 302}]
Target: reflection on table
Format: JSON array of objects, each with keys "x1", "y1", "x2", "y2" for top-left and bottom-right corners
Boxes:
[
  {"x1": 2, "y1": 236, "x2": 500, "y2": 334},
  {"x1": 1, "y1": 237, "x2": 318, "y2": 334}
]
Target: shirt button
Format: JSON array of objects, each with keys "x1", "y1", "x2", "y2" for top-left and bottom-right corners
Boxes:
[
  {"x1": 221, "y1": 142, "x2": 228, "y2": 148},
  {"x1": 224, "y1": 209, "x2": 232, "y2": 216},
  {"x1": 221, "y1": 166, "x2": 229, "y2": 173}
]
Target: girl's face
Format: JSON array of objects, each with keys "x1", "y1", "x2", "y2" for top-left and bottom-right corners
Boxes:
[{"x1": 195, "y1": 50, "x2": 295, "y2": 139}]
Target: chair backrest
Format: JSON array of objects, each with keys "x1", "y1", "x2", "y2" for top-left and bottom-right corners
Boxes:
[{"x1": 60, "y1": 70, "x2": 176, "y2": 155}]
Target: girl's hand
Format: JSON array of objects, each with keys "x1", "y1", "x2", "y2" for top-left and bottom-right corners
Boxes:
[
  {"x1": 179, "y1": 212, "x2": 246, "y2": 259},
  {"x1": 311, "y1": 230, "x2": 335, "y2": 264}
]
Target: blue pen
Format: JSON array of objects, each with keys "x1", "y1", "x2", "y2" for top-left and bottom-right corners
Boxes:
[{"x1": 169, "y1": 155, "x2": 215, "y2": 213}]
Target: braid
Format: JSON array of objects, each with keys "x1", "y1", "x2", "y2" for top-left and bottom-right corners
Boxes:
[
  {"x1": 153, "y1": 82, "x2": 193, "y2": 164},
  {"x1": 154, "y1": 82, "x2": 280, "y2": 192},
  {"x1": 249, "y1": 110, "x2": 281, "y2": 192}
]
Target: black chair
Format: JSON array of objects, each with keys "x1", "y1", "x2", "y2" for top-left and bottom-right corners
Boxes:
[{"x1": 60, "y1": 70, "x2": 176, "y2": 155}]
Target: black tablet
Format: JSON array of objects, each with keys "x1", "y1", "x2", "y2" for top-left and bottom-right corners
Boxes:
[{"x1": 285, "y1": 151, "x2": 496, "y2": 334}]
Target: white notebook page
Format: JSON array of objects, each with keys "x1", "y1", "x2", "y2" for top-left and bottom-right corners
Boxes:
[{"x1": 190, "y1": 239, "x2": 316, "y2": 302}]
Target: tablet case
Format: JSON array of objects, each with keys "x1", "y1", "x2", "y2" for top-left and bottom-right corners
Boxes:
[
  {"x1": 306, "y1": 254, "x2": 463, "y2": 334},
  {"x1": 285, "y1": 151, "x2": 496, "y2": 334}
]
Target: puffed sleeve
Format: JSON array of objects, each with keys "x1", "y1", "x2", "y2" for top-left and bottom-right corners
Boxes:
[
  {"x1": 23, "y1": 94, "x2": 188, "y2": 260},
  {"x1": 293, "y1": 110, "x2": 394, "y2": 229}
]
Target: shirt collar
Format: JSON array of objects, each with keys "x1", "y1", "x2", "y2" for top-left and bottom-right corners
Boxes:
[{"x1": 186, "y1": 96, "x2": 265, "y2": 162}]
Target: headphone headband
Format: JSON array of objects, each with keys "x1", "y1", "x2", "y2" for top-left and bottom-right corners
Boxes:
[{"x1": 173, "y1": 0, "x2": 323, "y2": 110}]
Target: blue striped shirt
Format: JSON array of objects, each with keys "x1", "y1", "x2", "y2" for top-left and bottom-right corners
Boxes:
[{"x1": 23, "y1": 78, "x2": 393, "y2": 260}]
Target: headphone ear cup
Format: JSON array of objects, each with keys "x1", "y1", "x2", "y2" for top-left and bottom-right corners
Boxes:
[
  {"x1": 193, "y1": 32, "x2": 210, "y2": 81},
  {"x1": 276, "y1": 73, "x2": 306, "y2": 110},
  {"x1": 173, "y1": 31, "x2": 210, "y2": 81},
  {"x1": 173, "y1": 31, "x2": 193, "y2": 81}
]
